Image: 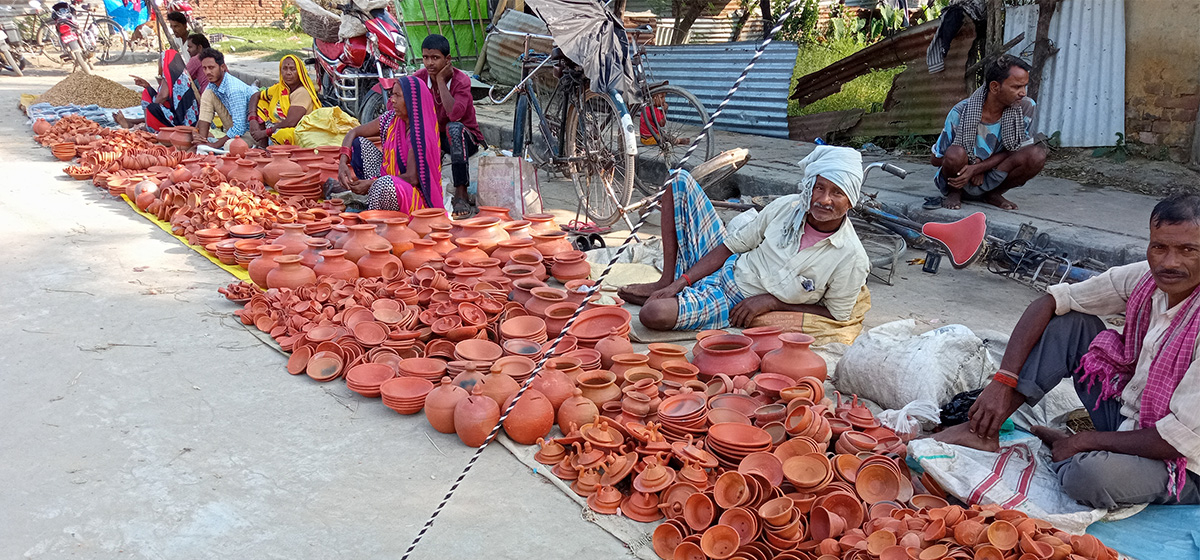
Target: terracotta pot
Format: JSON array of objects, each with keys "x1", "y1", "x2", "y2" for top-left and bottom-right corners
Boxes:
[
  {"x1": 227, "y1": 136, "x2": 250, "y2": 156},
  {"x1": 591, "y1": 330, "x2": 633, "y2": 373},
  {"x1": 169, "y1": 165, "x2": 193, "y2": 184},
  {"x1": 509, "y1": 249, "x2": 548, "y2": 281},
  {"x1": 743, "y1": 326, "x2": 783, "y2": 358},
  {"x1": 503, "y1": 220, "x2": 533, "y2": 240},
  {"x1": 248, "y1": 244, "x2": 285, "y2": 288},
  {"x1": 610, "y1": 353, "x2": 650, "y2": 381},
  {"x1": 492, "y1": 238, "x2": 534, "y2": 264},
  {"x1": 261, "y1": 151, "x2": 303, "y2": 188},
  {"x1": 216, "y1": 154, "x2": 239, "y2": 178},
  {"x1": 577, "y1": 369, "x2": 621, "y2": 407},
  {"x1": 312, "y1": 249, "x2": 359, "y2": 281},
  {"x1": 341, "y1": 223, "x2": 390, "y2": 263},
  {"x1": 525, "y1": 212, "x2": 559, "y2": 234},
  {"x1": 473, "y1": 205, "x2": 509, "y2": 221},
  {"x1": 530, "y1": 364, "x2": 575, "y2": 411},
  {"x1": 135, "y1": 190, "x2": 156, "y2": 211},
  {"x1": 156, "y1": 126, "x2": 176, "y2": 145},
  {"x1": 357, "y1": 242, "x2": 403, "y2": 278},
  {"x1": 647, "y1": 343, "x2": 687, "y2": 371},
  {"x1": 458, "y1": 216, "x2": 510, "y2": 254},
  {"x1": 273, "y1": 223, "x2": 311, "y2": 255},
  {"x1": 379, "y1": 217, "x2": 418, "y2": 256},
  {"x1": 542, "y1": 302, "x2": 576, "y2": 337},
  {"x1": 425, "y1": 377, "x2": 468, "y2": 434},
  {"x1": 298, "y1": 238, "x2": 330, "y2": 268},
  {"x1": 761, "y1": 333, "x2": 827, "y2": 382},
  {"x1": 448, "y1": 238, "x2": 490, "y2": 263},
  {"x1": 326, "y1": 224, "x2": 349, "y2": 247},
  {"x1": 526, "y1": 287, "x2": 568, "y2": 317},
  {"x1": 266, "y1": 254, "x2": 316, "y2": 290},
  {"x1": 502, "y1": 388, "x2": 555, "y2": 445},
  {"x1": 408, "y1": 207, "x2": 450, "y2": 237},
  {"x1": 33, "y1": 118, "x2": 51, "y2": 135},
  {"x1": 169, "y1": 126, "x2": 195, "y2": 151},
  {"x1": 401, "y1": 239, "x2": 440, "y2": 272},
  {"x1": 558, "y1": 387, "x2": 599, "y2": 430},
  {"x1": 293, "y1": 153, "x2": 323, "y2": 172},
  {"x1": 691, "y1": 334, "x2": 760, "y2": 378},
  {"x1": 454, "y1": 385, "x2": 500, "y2": 447},
  {"x1": 229, "y1": 159, "x2": 263, "y2": 185},
  {"x1": 532, "y1": 231, "x2": 573, "y2": 258},
  {"x1": 550, "y1": 250, "x2": 591, "y2": 282},
  {"x1": 428, "y1": 232, "x2": 457, "y2": 256}
]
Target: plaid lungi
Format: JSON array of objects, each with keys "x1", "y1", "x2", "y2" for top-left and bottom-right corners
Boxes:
[{"x1": 669, "y1": 170, "x2": 746, "y2": 330}]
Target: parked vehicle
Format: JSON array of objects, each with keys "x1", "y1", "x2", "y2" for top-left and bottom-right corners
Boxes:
[
  {"x1": 308, "y1": 2, "x2": 406, "y2": 123},
  {"x1": 0, "y1": 6, "x2": 28, "y2": 75},
  {"x1": 35, "y1": 0, "x2": 126, "y2": 67}
]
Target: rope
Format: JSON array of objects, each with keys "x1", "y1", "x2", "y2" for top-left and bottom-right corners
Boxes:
[{"x1": 399, "y1": 2, "x2": 807, "y2": 557}]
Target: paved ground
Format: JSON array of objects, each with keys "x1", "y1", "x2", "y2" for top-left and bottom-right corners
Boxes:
[{"x1": 1, "y1": 60, "x2": 1038, "y2": 558}]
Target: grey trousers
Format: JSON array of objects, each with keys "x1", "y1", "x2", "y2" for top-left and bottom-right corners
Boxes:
[{"x1": 1017, "y1": 312, "x2": 1200, "y2": 509}]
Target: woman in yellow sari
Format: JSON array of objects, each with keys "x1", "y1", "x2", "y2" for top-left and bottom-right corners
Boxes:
[{"x1": 248, "y1": 54, "x2": 321, "y2": 147}]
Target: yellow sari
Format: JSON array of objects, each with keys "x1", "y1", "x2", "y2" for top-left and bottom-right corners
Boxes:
[{"x1": 254, "y1": 54, "x2": 321, "y2": 145}]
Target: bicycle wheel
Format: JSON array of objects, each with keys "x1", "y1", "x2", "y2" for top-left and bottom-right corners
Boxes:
[
  {"x1": 564, "y1": 90, "x2": 635, "y2": 227},
  {"x1": 514, "y1": 82, "x2": 563, "y2": 168},
  {"x1": 88, "y1": 17, "x2": 127, "y2": 64},
  {"x1": 634, "y1": 84, "x2": 713, "y2": 195},
  {"x1": 36, "y1": 21, "x2": 66, "y2": 65}
]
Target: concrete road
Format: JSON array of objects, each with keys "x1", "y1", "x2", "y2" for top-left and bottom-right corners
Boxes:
[{"x1": 0, "y1": 62, "x2": 1037, "y2": 559}]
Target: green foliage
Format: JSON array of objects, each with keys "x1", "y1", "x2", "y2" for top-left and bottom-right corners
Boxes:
[
  {"x1": 788, "y1": 35, "x2": 904, "y2": 117},
  {"x1": 281, "y1": 3, "x2": 303, "y2": 33},
  {"x1": 208, "y1": 27, "x2": 309, "y2": 62},
  {"x1": 1046, "y1": 130, "x2": 1062, "y2": 149},
  {"x1": 774, "y1": 0, "x2": 821, "y2": 44},
  {"x1": 1092, "y1": 132, "x2": 1130, "y2": 163}
]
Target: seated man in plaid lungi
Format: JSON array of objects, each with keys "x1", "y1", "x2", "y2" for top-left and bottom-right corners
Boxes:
[{"x1": 621, "y1": 146, "x2": 870, "y2": 332}]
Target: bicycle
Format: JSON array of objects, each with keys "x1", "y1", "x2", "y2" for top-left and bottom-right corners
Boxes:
[{"x1": 32, "y1": 0, "x2": 127, "y2": 65}]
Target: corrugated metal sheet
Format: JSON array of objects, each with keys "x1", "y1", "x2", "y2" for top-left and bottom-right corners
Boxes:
[
  {"x1": 1004, "y1": 0, "x2": 1125, "y2": 147},
  {"x1": 643, "y1": 41, "x2": 799, "y2": 138},
  {"x1": 482, "y1": 10, "x2": 554, "y2": 87},
  {"x1": 654, "y1": 17, "x2": 766, "y2": 44}
]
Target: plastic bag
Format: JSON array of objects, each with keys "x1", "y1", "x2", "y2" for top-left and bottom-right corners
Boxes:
[
  {"x1": 294, "y1": 107, "x2": 360, "y2": 148},
  {"x1": 875, "y1": 400, "x2": 941, "y2": 440}
]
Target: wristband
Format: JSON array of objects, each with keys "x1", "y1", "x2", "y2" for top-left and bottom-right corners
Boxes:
[
  {"x1": 340, "y1": 145, "x2": 353, "y2": 158},
  {"x1": 681, "y1": 273, "x2": 692, "y2": 286},
  {"x1": 993, "y1": 369, "x2": 1019, "y2": 389}
]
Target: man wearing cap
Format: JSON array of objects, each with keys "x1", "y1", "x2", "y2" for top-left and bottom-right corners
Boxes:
[{"x1": 623, "y1": 146, "x2": 871, "y2": 332}]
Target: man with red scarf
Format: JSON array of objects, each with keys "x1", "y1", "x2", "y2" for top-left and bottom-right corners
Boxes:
[{"x1": 935, "y1": 193, "x2": 1200, "y2": 508}]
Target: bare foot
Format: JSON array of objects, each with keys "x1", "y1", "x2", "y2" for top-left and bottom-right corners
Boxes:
[
  {"x1": 942, "y1": 190, "x2": 962, "y2": 210},
  {"x1": 619, "y1": 280, "x2": 669, "y2": 306},
  {"x1": 1029, "y1": 425, "x2": 1071, "y2": 446},
  {"x1": 983, "y1": 192, "x2": 1018, "y2": 210},
  {"x1": 930, "y1": 422, "x2": 1000, "y2": 453},
  {"x1": 113, "y1": 111, "x2": 130, "y2": 129}
]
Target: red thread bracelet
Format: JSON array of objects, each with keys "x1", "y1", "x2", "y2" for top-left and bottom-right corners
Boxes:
[
  {"x1": 993, "y1": 370, "x2": 1019, "y2": 388},
  {"x1": 681, "y1": 273, "x2": 692, "y2": 286}
]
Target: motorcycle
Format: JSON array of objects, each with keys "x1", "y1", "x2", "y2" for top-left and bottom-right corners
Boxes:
[
  {"x1": 0, "y1": 6, "x2": 28, "y2": 76},
  {"x1": 46, "y1": 0, "x2": 94, "y2": 74},
  {"x1": 308, "y1": 1, "x2": 406, "y2": 123}
]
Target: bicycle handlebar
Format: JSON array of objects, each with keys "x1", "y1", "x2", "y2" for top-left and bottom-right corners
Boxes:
[
  {"x1": 882, "y1": 163, "x2": 908, "y2": 178},
  {"x1": 623, "y1": 25, "x2": 653, "y2": 34},
  {"x1": 488, "y1": 27, "x2": 553, "y2": 41}
]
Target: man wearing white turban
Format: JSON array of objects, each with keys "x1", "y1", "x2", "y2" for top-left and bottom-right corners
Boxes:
[{"x1": 624, "y1": 145, "x2": 871, "y2": 332}]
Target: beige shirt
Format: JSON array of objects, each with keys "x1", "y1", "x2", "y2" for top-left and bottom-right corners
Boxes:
[
  {"x1": 1048, "y1": 261, "x2": 1200, "y2": 474},
  {"x1": 723, "y1": 194, "x2": 869, "y2": 321}
]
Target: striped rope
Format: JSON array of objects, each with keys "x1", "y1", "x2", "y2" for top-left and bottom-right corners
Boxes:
[{"x1": 400, "y1": 2, "x2": 807, "y2": 557}]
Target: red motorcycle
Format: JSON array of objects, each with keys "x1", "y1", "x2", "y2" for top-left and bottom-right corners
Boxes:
[{"x1": 309, "y1": 2, "x2": 406, "y2": 123}]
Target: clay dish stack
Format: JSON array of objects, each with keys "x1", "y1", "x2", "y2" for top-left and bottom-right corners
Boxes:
[
  {"x1": 706, "y1": 422, "x2": 773, "y2": 470},
  {"x1": 345, "y1": 362, "x2": 396, "y2": 398},
  {"x1": 379, "y1": 376, "x2": 434, "y2": 414},
  {"x1": 655, "y1": 389, "x2": 709, "y2": 442}
]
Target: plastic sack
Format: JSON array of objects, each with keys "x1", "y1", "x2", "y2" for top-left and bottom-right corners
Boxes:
[
  {"x1": 834, "y1": 320, "x2": 996, "y2": 411},
  {"x1": 875, "y1": 400, "x2": 941, "y2": 441},
  {"x1": 294, "y1": 107, "x2": 360, "y2": 148},
  {"x1": 476, "y1": 155, "x2": 542, "y2": 218}
]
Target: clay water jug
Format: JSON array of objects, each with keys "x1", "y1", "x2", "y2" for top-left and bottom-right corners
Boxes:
[
  {"x1": 379, "y1": 217, "x2": 417, "y2": 255},
  {"x1": 743, "y1": 326, "x2": 783, "y2": 358},
  {"x1": 476, "y1": 206, "x2": 511, "y2": 221},
  {"x1": 761, "y1": 333, "x2": 827, "y2": 382},
  {"x1": 503, "y1": 220, "x2": 533, "y2": 241},
  {"x1": 408, "y1": 207, "x2": 449, "y2": 237},
  {"x1": 357, "y1": 242, "x2": 402, "y2": 278},
  {"x1": 532, "y1": 231, "x2": 573, "y2": 259},
  {"x1": 400, "y1": 239, "x2": 440, "y2": 272},
  {"x1": 691, "y1": 334, "x2": 759, "y2": 378},
  {"x1": 248, "y1": 244, "x2": 285, "y2": 288},
  {"x1": 312, "y1": 249, "x2": 359, "y2": 281},
  {"x1": 502, "y1": 389, "x2": 555, "y2": 445},
  {"x1": 454, "y1": 385, "x2": 500, "y2": 447},
  {"x1": 459, "y1": 216, "x2": 510, "y2": 255},
  {"x1": 557, "y1": 388, "x2": 599, "y2": 430},
  {"x1": 550, "y1": 250, "x2": 591, "y2": 282},
  {"x1": 274, "y1": 223, "x2": 311, "y2": 255},
  {"x1": 266, "y1": 255, "x2": 316, "y2": 290},
  {"x1": 341, "y1": 223, "x2": 389, "y2": 263},
  {"x1": 577, "y1": 369, "x2": 621, "y2": 407},
  {"x1": 298, "y1": 238, "x2": 330, "y2": 268},
  {"x1": 261, "y1": 151, "x2": 302, "y2": 187},
  {"x1": 425, "y1": 377, "x2": 468, "y2": 434},
  {"x1": 524, "y1": 212, "x2": 559, "y2": 234},
  {"x1": 447, "y1": 238, "x2": 489, "y2": 263},
  {"x1": 594, "y1": 329, "x2": 634, "y2": 372},
  {"x1": 32, "y1": 118, "x2": 51, "y2": 135},
  {"x1": 429, "y1": 232, "x2": 457, "y2": 256},
  {"x1": 492, "y1": 238, "x2": 534, "y2": 264}
]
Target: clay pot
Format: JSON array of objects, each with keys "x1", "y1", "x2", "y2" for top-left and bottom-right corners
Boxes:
[
  {"x1": 761, "y1": 333, "x2": 827, "y2": 382},
  {"x1": 530, "y1": 364, "x2": 575, "y2": 411},
  {"x1": 227, "y1": 136, "x2": 250, "y2": 156},
  {"x1": 558, "y1": 387, "x2": 599, "y2": 430},
  {"x1": 428, "y1": 232, "x2": 457, "y2": 256},
  {"x1": 610, "y1": 354, "x2": 650, "y2": 381},
  {"x1": 33, "y1": 118, "x2": 51, "y2": 135},
  {"x1": 448, "y1": 238, "x2": 490, "y2": 263},
  {"x1": 401, "y1": 239, "x2": 441, "y2": 272},
  {"x1": 298, "y1": 238, "x2": 330, "y2": 268},
  {"x1": 266, "y1": 254, "x2": 316, "y2": 290},
  {"x1": 169, "y1": 165, "x2": 193, "y2": 184},
  {"x1": 743, "y1": 326, "x2": 783, "y2": 358},
  {"x1": 476, "y1": 206, "x2": 512, "y2": 221},
  {"x1": 379, "y1": 217, "x2": 418, "y2": 255},
  {"x1": 454, "y1": 385, "x2": 501, "y2": 447},
  {"x1": 492, "y1": 238, "x2": 534, "y2": 264},
  {"x1": 135, "y1": 190, "x2": 156, "y2": 211},
  {"x1": 526, "y1": 287, "x2": 568, "y2": 318},
  {"x1": 248, "y1": 244, "x2": 285, "y2": 288},
  {"x1": 479, "y1": 368, "x2": 521, "y2": 408},
  {"x1": 594, "y1": 329, "x2": 634, "y2": 371},
  {"x1": 357, "y1": 242, "x2": 403, "y2": 278},
  {"x1": 691, "y1": 334, "x2": 760, "y2": 378},
  {"x1": 525, "y1": 212, "x2": 559, "y2": 234},
  {"x1": 502, "y1": 388, "x2": 555, "y2": 444},
  {"x1": 577, "y1": 369, "x2": 622, "y2": 407},
  {"x1": 169, "y1": 126, "x2": 195, "y2": 151},
  {"x1": 341, "y1": 223, "x2": 390, "y2": 264},
  {"x1": 229, "y1": 159, "x2": 263, "y2": 184},
  {"x1": 532, "y1": 231, "x2": 573, "y2": 259},
  {"x1": 156, "y1": 126, "x2": 176, "y2": 145},
  {"x1": 261, "y1": 151, "x2": 303, "y2": 187},
  {"x1": 550, "y1": 250, "x2": 591, "y2": 282},
  {"x1": 458, "y1": 216, "x2": 510, "y2": 254},
  {"x1": 312, "y1": 249, "x2": 359, "y2": 281},
  {"x1": 408, "y1": 207, "x2": 450, "y2": 237},
  {"x1": 647, "y1": 343, "x2": 688, "y2": 371},
  {"x1": 425, "y1": 377, "x2": 469, "y2": 434},
  {"x1": 541, "y1": 302, "x2": 576, "y2": 338},
  {"x1": 273, "y1": 223, "x2": 312, "y2": 255},
  {"x1": 216, "y1": 154, "x2": 239, "y2": 177}
]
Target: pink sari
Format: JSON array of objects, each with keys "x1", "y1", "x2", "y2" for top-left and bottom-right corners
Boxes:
[{"x1": 381, "y1": 76, "x2": 443, "y2": 212}]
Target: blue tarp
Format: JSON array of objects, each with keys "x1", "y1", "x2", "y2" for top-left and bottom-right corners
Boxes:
[
  {"x1": 1086, "y1": 505, "x2": 1200, "y2": 560},
  {"x1": 103, "y1": 0, "x2": 149, "y2": 31}
]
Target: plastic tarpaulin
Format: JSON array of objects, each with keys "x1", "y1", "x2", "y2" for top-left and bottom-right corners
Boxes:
[
  {"x1": 1086, "y1": 505, "x2": 1200, "y2": 560},
  {"x1": 103, "y1": 0, "x2": 149, "y2": 31},
  {"x1": 294, "y1": 107, "x2": 360, "y2": 148},
  {"x1": 523, "y1": 0, "x2": 640, "y2": 103}
]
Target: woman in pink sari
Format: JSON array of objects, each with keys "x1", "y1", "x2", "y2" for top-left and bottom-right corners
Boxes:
[{"x1": 337, "y1": 76, "x2": 443, "y2": 212}]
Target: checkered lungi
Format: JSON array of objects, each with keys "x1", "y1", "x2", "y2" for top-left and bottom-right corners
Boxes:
[{"x1": 669, "y1": 170, "x2": 746, "y2": 330}]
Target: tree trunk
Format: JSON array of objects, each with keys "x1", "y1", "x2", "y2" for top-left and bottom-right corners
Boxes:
[
  {"x1": 1027, "y1": 0, "x2": 1059, "y2": 101},
  {"x1": 730, "y1": 0, "x2": 756, "y2": 41},
  {"x1": 669, "y1": 0, "x2": 707, "y2": 45},
  {"x1": 760, "y1": 0, "x2": 773, "y2": 39}
]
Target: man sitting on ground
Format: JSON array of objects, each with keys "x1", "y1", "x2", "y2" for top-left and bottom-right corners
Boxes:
[
  {"x1": 932, "y1": 54, "x2": 1046, "y2": 211},
  {"x1": 412, "y1": 34, "x2": 483, "y2": 218},
  {"x1": 194, "y1": 48, "x2": 257, "y2": 150},
  {"x1": 621, "y1": 146, "x2": 870, "y2": 332},
  {"x1": 934, "y1": 192, "x2": 1200, "y2": 508}
]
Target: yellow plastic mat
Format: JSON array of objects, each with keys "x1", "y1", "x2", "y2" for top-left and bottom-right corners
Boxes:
[{"x1": 120, "y1": 195, "x2": 253, "y2": 283}]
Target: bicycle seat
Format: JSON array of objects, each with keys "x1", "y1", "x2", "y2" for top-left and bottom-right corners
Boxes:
[{"x1": 922, "y1": 211, "x2": 987, "y2": 269}]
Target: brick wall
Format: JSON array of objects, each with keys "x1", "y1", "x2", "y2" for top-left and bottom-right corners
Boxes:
[
  {"x1": 193, "y1": 0, "x2": 286, "y2": 28},
  {"x1": 1124, "y1": 0, "x2": 1199, "y2": 162}
]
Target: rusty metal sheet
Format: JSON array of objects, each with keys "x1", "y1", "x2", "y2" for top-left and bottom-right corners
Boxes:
[
  {"x1": 482, "y1": 10, "x2": 554, "y2": 87},
  {"x1": 787, "y1": 109, "x2": 865, "y2": 141},
  {"x1": 791, "y1": 19, "x2": 943, "y2": 103}
]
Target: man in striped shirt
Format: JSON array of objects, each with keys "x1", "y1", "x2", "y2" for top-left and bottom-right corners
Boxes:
[{"x1": 195, "y1": 48, "x2": 256, "y2": 149}]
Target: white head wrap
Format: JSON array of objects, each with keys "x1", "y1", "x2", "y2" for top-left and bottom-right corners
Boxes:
[{"x1": 782, "y1": 145, "x2": 864, "y2": 246}]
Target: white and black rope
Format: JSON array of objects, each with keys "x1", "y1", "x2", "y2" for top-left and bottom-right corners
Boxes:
[{"x1": 400, "y1": 2, "x2": 807, "y2": 557}]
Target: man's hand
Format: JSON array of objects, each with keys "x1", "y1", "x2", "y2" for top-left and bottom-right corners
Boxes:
[
  {"x1": 437, "y1": 63, "x2": 454, "y2": 85},
  {"x1": 648, "y1": 278, "x2": 687, "y2": 302},
  {"x1": 1049, "y1": 432, "x2": 1093, "y2": 463},
  {"x1": 729, "y1": 294, "x2": 779, "y2": 328},
  {"x1": 337, "y1": 159, "x2": 357, "y2": 189},
  {"x1": 967, "y1": 381, "x2": 1025, "y2": 440},
  {"x1": 250, "y1": 127, "x2": 270, "y2": 143},
  {"x1": 348, "y1": 179, "x2": 372, "y2": 196},
  {"x1": 947, "y1": 164, "x2": 980, "y2": 189},
  {"x1": 130, "y1": 75, "x2": 151, "y2": 90}
]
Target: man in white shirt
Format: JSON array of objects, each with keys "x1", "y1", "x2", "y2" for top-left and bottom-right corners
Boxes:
[
  {"x1": 935, "y1": 193, "x2": 1200, "y2": 508},
  {"x1": 622, "y1": 146, "x2": 870, "y2": 331}
]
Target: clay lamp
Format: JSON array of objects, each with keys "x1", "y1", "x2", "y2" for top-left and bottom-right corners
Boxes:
[
  {"x1": 598, "y1": 451, "x2": 637, "y2": 487},
  {"x1": 621, "y1": 491, "x2": 663, "y2": 523},
  {"x1": 572, "y1": 467, "x2": 602, "y2": 497},
  {"x1": 910, "y1": 494, "x2": 950, "y2": 510},
  {"x1": 587, "y1": 484, "x2": 624, "y2": 515},
  {"x1": 534, "y1": 437, "x2": 567, "y2": 465},
  {"x1": 551, "y1": 455, "x2": 579, "y2": 480},
  {"x1": 570, "y1": 441, "x2": 606, "y2": 470},
  {"x1": 632, "y1": 454, "x2": 677, "y2": 494},
  {"x1": 677, "y1": 459, "x2": 709, "y2": 489},
  {"x1": 987, "y1": 520, "x2": 1019, "y2": 551}
]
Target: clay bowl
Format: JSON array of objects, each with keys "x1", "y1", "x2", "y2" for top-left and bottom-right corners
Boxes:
[
  {"x1": 683, "y1": 492, "x2": 716, "y2": 532},
  {"x1": 713, "y1": 471, "x2": 751, "y2": 509},
  {"x1": 707, "y1": 407, "x2": 752, "y2": 426},
  {"x1": 491, "y1": 355, "x2": 536, "y2": 383},
  {"x1": 773, "y1": 437, "x2": 821, "y2": 463},
  {"x1": 455, "y1": 338, "x2": 503, "y2": 362},
  {"x1": 700, "y1": 524, "x2": 740, "y2": 560},
  {"x1": 808, "y1": 506, "x2": 846, "y2": 542},
  {"x1": 986, "y1": 520, "x2": 1019, "y2": 551},
  {"x1": 751, "y1": 372, "x2": 795, "y2": 399},
  {"x1": 782, "y1": 453, "x2": 831, "y2": 489},
  {"x1": 707, "y1": 423, "x2": 772, "y2": 450},
  {"x1": 738, "y1": 451, "x2": 784, "y2": 487},
  {"x1": 855, "y1": 463, "x2": 901, "y2": 504},
  {"x1": 910, "y1": 494, "x2": 950, "y2": 510},
  {"x1": 832, "y1": 453, "x2": 863, "y2": 483},
  {"x1": 306, "y1": 351, "x2": 344, "y2": 381},
  {"x1": 815, "y1": 490, "x2": 865, "y2": 531},
  {"x1": 753, "y1": 403, "x2": 787, "y2": 425},
  {"x1": 570, "y1": 307, "x2": 632, "y2": 339},
  {"x1": 652, "y1": 520, "x2": 685, "y2": 559},
  {"x1": 397, "y1": 357, "x2": 448, "y2": 381},
  {"x1": 345, "y1": 363, "x2": 396, "y2": 396},
  {"x1": 379, "y1": 377, "x2": 435, "y2": 413},
  {"x1": 758, "y1": 496, "x2": 795, "y2": 526},
  {"x1": 718, "y1": 507, "x2": 758, "y2": 547},
  {"x1": 500, "y1": 315, "x2": 547, "y2": 341},
  {"x1": 708, "y1": 393, "x2": 763, "y2": 418}
]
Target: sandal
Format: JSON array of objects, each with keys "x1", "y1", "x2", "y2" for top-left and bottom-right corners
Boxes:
[{"x1": 451, "y1": 197, "x2": 475, "y2": 219}]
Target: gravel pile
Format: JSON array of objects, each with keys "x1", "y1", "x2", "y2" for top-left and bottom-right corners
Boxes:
[{"x1": 35, "y1": 72, "x2": 142, "y2": 108}]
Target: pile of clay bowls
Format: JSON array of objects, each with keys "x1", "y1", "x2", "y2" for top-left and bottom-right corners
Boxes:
[{"x1": 379, "y1": 376, "x2": 434, "y2": 414}]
